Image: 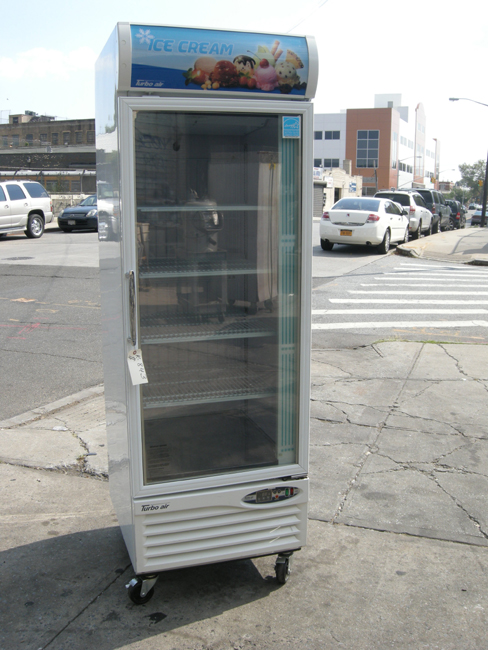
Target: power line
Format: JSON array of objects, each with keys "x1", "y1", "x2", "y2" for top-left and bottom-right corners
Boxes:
[{"x1": 287, "y1": 0, "x2": 331, "y2": 33}]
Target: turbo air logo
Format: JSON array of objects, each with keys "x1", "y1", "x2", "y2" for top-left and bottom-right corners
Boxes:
[{"x1": 141, "y1": 504, "x2": 170, "y2": 511}]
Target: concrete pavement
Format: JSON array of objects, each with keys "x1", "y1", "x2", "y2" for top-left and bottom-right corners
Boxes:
[{"x1": 2, "y1": 227, "x2": 488, "y2": 649}]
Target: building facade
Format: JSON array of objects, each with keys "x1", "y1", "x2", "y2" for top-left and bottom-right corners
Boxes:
[
  {"x1": 0, "y1": 111, "x2": 95, "y2": 173},
  {"x1": 314, "y1": 95, "x2": 440, "y2": 196}
]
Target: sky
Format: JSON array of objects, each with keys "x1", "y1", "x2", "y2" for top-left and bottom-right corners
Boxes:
[{"x1": 1, "y1": 0, "x2": 487, "y2": 183}]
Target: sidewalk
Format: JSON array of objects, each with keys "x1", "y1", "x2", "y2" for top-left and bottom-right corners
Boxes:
[
  {"x1": 2, "y1": 231, "x2": 488, "y2": 649},
  {"x1": 396, "y1": 224, "x2": 488, "y2": 265}
]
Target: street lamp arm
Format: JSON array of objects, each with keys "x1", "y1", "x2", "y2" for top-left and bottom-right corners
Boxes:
[{"x1": 449, "y1": 97, "x2": 488, "y2": 108}]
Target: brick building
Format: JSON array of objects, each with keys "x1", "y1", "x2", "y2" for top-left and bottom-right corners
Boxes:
[{"x1": 0, "y1": 111, "x2": 95, "y2": 172}]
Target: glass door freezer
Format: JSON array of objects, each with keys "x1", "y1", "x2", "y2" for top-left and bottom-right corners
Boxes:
[{"x1": 96, "y1": 23, "x2": 317, "y2": 604}]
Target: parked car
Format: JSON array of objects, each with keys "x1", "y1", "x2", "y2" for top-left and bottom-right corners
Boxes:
[
  {"x1": 58, "y1": 195, "x2": 98, "y2": 232},
  {"x1": 0, "y1": 180, "x2": 53, "y2": 239},
  {"x1": 404, "y1": 188, "x2": 450, "y2": 233},
  {"x1": 468, "y1": 203, "x2": 479, "y2": 210},
  {"x1": 320, "y1": 196, "x2": 409, "y2": 254},
  {"x1": 445, "y1": 199, "x2": 466, "y2": 229},
  {"x1": 375, "y1": 190, "x2": 432, "y2": 239},
  {"x1": 471, "y1": 209, "x2": 488, "y2": 226}
]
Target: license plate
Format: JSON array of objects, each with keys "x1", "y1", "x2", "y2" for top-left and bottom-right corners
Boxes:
[
  {"x1": 340, "y1": 229, "x2": 352, "y2": 236},
  {"x1": 68, "y1": 220, "x2": 76, "y2": 225}
]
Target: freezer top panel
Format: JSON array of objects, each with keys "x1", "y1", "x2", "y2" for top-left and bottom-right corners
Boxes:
[{"x1": 113, "y1": 22, "x2": 318, "y2": 100}]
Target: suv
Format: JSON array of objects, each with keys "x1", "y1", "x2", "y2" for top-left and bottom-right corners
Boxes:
[
  {"x1": 404, "y1": 188, "x2": 450, "y2": 233},
  {"x1": 445, "y1": 199, "x2": 466, "y2": 229},
  {"x1": 0, "y1": 180, "x2": 53, "y2": 239},
  {"x1": 375, "y1": 190, "x2": 433, "y2": 239}
]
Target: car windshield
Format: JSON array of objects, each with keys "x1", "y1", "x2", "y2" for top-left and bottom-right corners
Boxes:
[
  {"x1": 416, "y1": 190, "x2": 431, "y2": 202},
  {"x1": 79, "y1": 196, "x2": 97, "y2": 206},
  {"x1": 332, "y1": 198, "x2": 380, "y2": 211},
  {"x1": 376, "y1": 193, "x2": 409, "y2": 207}
]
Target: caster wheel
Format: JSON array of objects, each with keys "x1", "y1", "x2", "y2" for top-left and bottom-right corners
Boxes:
[
  {"x1": 127, "y1": 578, "x2": 155, "y2": 605},
  {"x1": 275, "y1": 557, "x2": 291, "y2": 584}
]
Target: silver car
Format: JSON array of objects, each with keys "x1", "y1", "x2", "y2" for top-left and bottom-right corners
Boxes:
[
  {"x1": 375, "y1": 190, "x2": 432, "y2": 240},
  {"x1": 0, "y1": 180, "x2": 53, "y2": 239}
]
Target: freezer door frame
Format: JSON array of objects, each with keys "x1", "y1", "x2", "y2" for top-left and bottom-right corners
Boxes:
[{"x1": 118, "y1": 96, "x2": 313, "y2": 498}]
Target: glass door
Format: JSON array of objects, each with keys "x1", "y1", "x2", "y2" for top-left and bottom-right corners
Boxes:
[{"x1": 132, "y1": 109, "x2": 303, "y2": 485}]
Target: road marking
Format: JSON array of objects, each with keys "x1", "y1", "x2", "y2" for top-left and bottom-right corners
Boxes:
[
  {"x1": 329, "y1": 299, "x2": 488, "y2": 304},
  {"x1": 395, "y1": 264, "x2": 488, "y2": 272},
  {"x1": 312, "y1": 320, "x2": 488, "y2": 330},
  {"x1": 312, "y1": 309, "x2": 488, "y2": 315},
  {"x1": 373, "y1": 276, "x2": 488, "y2": 282},
  {"x1": 359, "y1": 278, "x2": 488, "y2": 289},
  {"x1": 349, "y1": 290, "x2": 488, "y2": 295}
]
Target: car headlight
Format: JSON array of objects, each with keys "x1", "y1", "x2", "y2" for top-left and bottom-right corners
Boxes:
[{"x1": 87, "y1": 209, "x2": 98, "y2": 218}]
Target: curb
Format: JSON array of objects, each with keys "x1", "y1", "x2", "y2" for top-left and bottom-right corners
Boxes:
[{"x1": 0, "y1": 384, "x2": 104, "y2": 430}]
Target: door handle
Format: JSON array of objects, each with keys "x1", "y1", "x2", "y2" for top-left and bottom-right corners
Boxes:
[{"x1": 126, "y1": 270, "x2": 137, "y2": 347}]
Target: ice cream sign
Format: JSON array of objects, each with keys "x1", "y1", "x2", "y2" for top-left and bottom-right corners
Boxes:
[{"x1": 129, "y1": 25, "x2": 313, "y2": 97}]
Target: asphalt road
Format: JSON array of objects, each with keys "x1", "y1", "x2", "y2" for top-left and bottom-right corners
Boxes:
[
  {"x1": 0, "y1": 259, "x2": 102, "y2": 419},
  {"x1": 1, "y1": 216, "x2": 483, "y2": 419}
]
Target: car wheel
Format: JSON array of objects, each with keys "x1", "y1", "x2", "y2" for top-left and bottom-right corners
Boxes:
[
  {"x1": 412, "y1": 222, "x2": 421, "y2": 240},
  {"x1": 432, "y1": 219, "x2": 440, "y2": 234},
  {"x1": 401, "y1": 227, "x2": 409, "y2": 244},
  {"x1": 377, "y1": 229, "x2": 390, "y2": 254},
  {"x1": 25, "y1": 214, "x2": 44, "y2": 239},
  {"x1": 426, "y1": 220, "x2": 432, "y2": 236},
  {"x1": 320, "y1": 239, "x2": 334, "y2": 251}
]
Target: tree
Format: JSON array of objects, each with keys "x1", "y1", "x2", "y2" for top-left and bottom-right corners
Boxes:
[{"x1": 458, "y1": 159, "x2": 486, "y2": 202}]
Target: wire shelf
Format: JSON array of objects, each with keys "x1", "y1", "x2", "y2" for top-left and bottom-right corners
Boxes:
[
  {"x1": 140, "y1": 316, "x2": 275, "y2": 344},
  {"x1": 142, "y1": 364, "x2": 276, "y2": 408}
]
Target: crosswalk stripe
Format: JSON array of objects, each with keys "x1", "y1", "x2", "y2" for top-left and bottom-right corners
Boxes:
[
  {"x1": 312, "y1": 309, "x2": 488, "y2": 315},
  {"x1": 349, "y1": 290, "x2": 488, "y2": 295},
  {"x1": 361, "y1": 284, "x2": 488, "y2": 288},
  {"x1": 329, "y1": 299, "x2": 488, "y2": 304},
  {"x1": 312, "y1": 320, "x2": 488, "y2": 330}
]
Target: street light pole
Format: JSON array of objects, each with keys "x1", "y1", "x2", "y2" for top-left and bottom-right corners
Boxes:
[{"x1": 449, "y1": 97, "x2": 488, "y2": 227}]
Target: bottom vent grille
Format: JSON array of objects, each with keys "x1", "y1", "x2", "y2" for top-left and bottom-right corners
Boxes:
[{"x1": 137, "y1": 503, "x2": 306, "y2": 571}]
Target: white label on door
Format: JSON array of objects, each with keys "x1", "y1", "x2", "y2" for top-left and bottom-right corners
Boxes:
[{"x1": 127, "y1": 349, "x2": 148, "y2": 385}]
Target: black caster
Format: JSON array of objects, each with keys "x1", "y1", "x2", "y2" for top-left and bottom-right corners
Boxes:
[
  {"x1": 126, "y1": 574, "x2": 158, "y2": 604},
  {"x1": 275, "y1": 552, "x2": 293, "y2": 584}
]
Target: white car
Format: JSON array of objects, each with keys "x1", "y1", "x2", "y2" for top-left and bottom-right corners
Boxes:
[
  {"x1": 0, "y1": 180, "x2": 53, "y2": 239},
  {"x1": 374, "y1": 190, "x2": 432, "y2": 239},
  {"x1": 320, "y1": 196, "x2": 409, "y2": 254}
]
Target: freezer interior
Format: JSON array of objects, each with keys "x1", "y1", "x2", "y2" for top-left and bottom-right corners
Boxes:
[{"x1": 133, "y1": 110, "x2": 302, "y2": 485}]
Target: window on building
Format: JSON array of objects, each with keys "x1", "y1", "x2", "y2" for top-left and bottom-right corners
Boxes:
[
  {"x1": 324, "y1": 131, "x2": 340, "y2": 140},
  {"x1": 52, "y1": 133, "x2": 58, "y2": 145},
  {"x1": 356, "y1": 130, "x2": 379, "y2": 168},
  {"x1": 71, "y1": 180, "x2": 81, "y2": 192},
  {"x1": 392, "y1": 132, "x2": 398, "y2": 169},
  {"x1": 63, "y1": 132, "x2": 70, "y2": 145},
  {"x1": 46, "y1": 181, "x2": 58, "y2": 192},
  {"x1": 323, "y1": 158, "x2": 339, "y2": 168},
  {"x1": 26, "y1": 134, "x2": 33, "y2": 145},
  {"x1": 40, "y1": 133, "x2": 47, "y2": 143},
  {"x1": 12, "y1": 117, "x2": 19, "y2": 124},
  {"x1": 2, "y1": 135, "x2": 7, "y2": 147},
  {"x1": 87, "y1": 130, "x2": 95, "y2": 144},
  {"x1": 75, "y1": 131, "x2": 83, "y2": 144},
  {"x1": 314, "y1": 158, "x2": 322, "y2": 167},
  {"x1": 314, "y1": 131, "x2": 323, "y2": 140},
  {"x1": 12, "y1": 134, "x2": 19, "y2": 146},
  {"x1": 408, "y1": 140, "x2": 413, "y2": 149}
]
